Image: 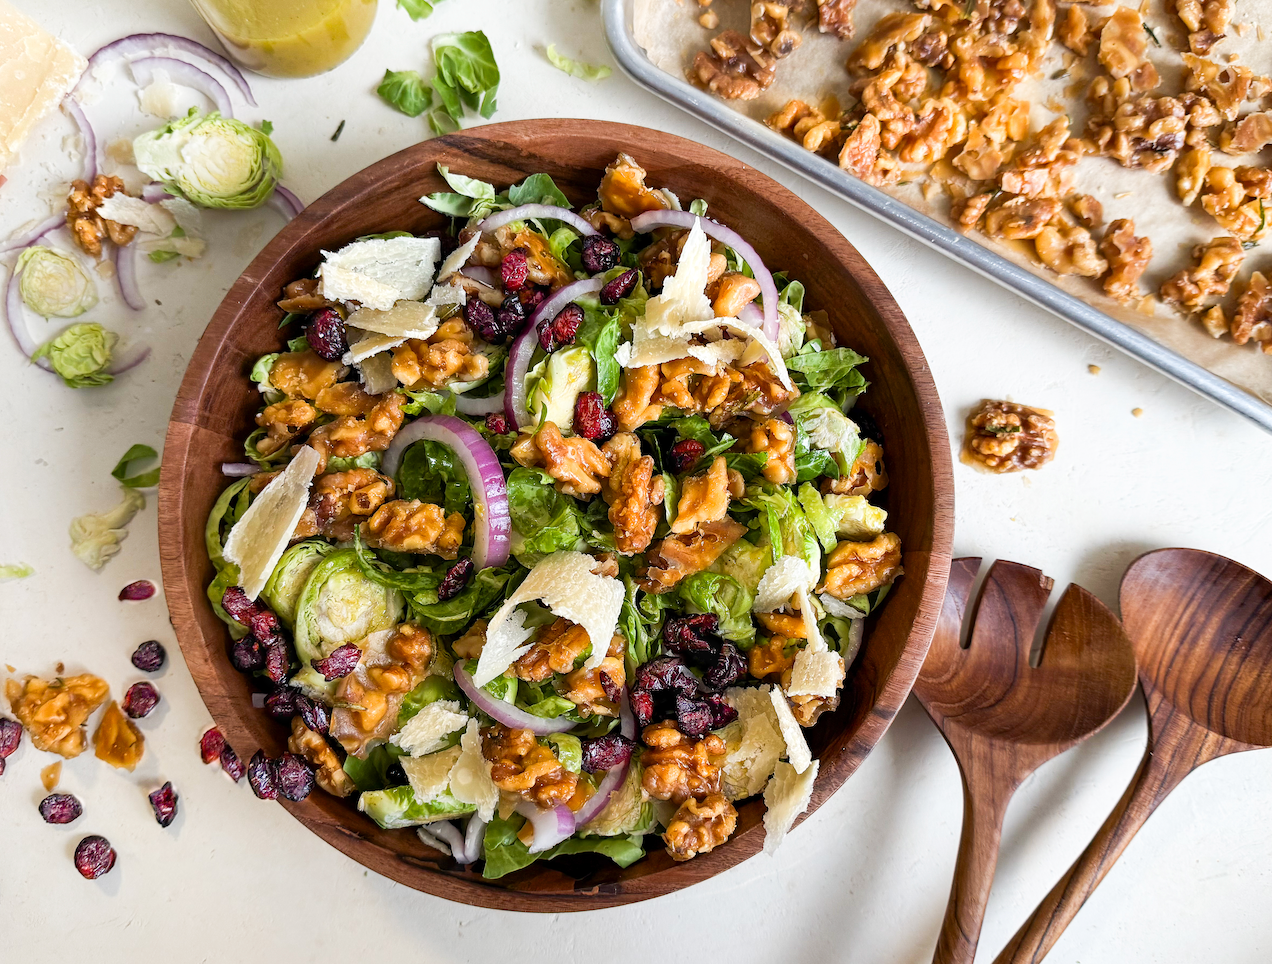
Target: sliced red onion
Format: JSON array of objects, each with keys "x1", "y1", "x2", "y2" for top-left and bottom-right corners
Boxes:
[
  {"x1": 515, "y1": 799, "x2": 576, "y2": 853},
  {"x1": 62, "y1": 97, "x2": 97, "y2": 184},
  {"x1": 451, "y1": 388, "x2": 506, "y2": 417},
  {"x1": 460, "y1": 265, "x2": 496, "y2": 287},
  {"x1": 381, "y1": 414, "x2": 510, "y2": 570},
  {"x1": 573, "y1": 749, "x2": 633, "y2": 828},
  {"x1": 141, "y1": 183, "x2": 173, "y2": 203},
  {"x1": 0, "y1": 215, "x2": 63, "y2": 256},
  {"x1": 267, "y1": 185, "x2": 304, "y2": 222},
  {"x1": 76, "y1": 32, "x2": 256, "y2": 106},
  {"x1": 453, "y1": 662, "x2": 576, "y2": 735},
  {"x1": 113, "y1": 243, "x2": 145, "y2": 311},
  {"x1": 630, "y1": 211, "x2": 779, "y2": 340},
  {"x1": 221, "y1": 462, "x2": 261, "y2": 477},
  {"x1": 462, "y1": 813, "x2": 487, "y2": 864},
  {"x1": 737, "y1": 301, "x2": 763, "y2": 329},
  {"x1": 105, "y1": 340, "x2": 151, "y2": 374},
  {"x1": 479, "y1": 204, "x2": 598, "y2": 238},
  {"x1": 128, "y1": 56, "x2": 232, "y2": 116},
  {"x1": 416, "y1": 825, "x2": 453, "y2": 857},
  {"x1": 4, "y1": 264, "x2": 51, "y2": 370},
  {"x1": 428, "y1": 820, "x2": 466, "y2": 860}
]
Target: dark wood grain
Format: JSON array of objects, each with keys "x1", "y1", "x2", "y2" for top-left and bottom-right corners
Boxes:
[
  {"x1": 157, "y1": 119, "x2": 954, "y2": 911},
  {"x1": 992, "y1": 548, "x2": 1272, "y2": 963},
  {"x1": 915, "y1": 559, "x2": 1137, "y2": 964}
]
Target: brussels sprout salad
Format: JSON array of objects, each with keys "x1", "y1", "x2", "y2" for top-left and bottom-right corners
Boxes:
[{"x1": 206, "y1": 153, "x2": 904, "y2": 877}]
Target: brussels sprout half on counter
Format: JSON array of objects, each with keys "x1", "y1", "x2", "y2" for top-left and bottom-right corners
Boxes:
[
  {"x1": 18, "y1": 246, "x2": 98, "y2": 318},
  {"x1": 32, "y1": 322, "x2": 116, "y2": 388}
]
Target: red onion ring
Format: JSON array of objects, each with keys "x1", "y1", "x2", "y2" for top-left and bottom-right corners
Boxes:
[
  {"x1": 515, "y1": 799, "x2": 577, "y2": 853},
  {"x1": 462, "y1": 814, "x2": 487, "y2": 864},
  {"x1": 75, "y1": 32, "x2": 256, "y2": 106},
  {"x1": 106, "y1": 341, "x2": 151, "y2": 374},
  {"x1": 429, "y1": 820, "x2": 467, "y2": 859},
  {"x1": 619, "y1": 688, "x2": 636, "y2": 740},
  {"x1": 453, "y1": 662, "x2": 576, "y2": 735},
  {"x1": 416, "y1": 825, "x2": 455, "y2": 857},
  {"x1": 267, "y1": 185, "x2": 304, "y2": 222},
  {"x1": 737, "y1": 301, "x2": 763, "y2": 329},
  {"x1": 451, "y1": 388, "x2": 506, "y2": 417},
  {"x1": 113, "y1": 243, "x2": 145, "y2": 311},
  {"x1": 62, "y1": 98, "x2": 97, "y2": 184},
  {"x1": 460, "y1": 265, "x2": 496, "y2": 288},
  {"x1": 380, "y1": 414, "x2": 510, "y2": 570},
  {"x1": 141, "y1": 183, "x2": 173, "y2": 203},
  {"x1": 4, "y1": 263, "x2": 51, "y2": 370},
  {"x1": 630, "y1": 211, "x2": 779, "y2": 340},
  {"x1": 479, "y1": 204, "x2": 599, "y2": 238},
  {"x1": 573, "y1": 746, "x2": 633, "y2": 828},
  {"x1": 0, "y1": 215, "x2": 63, "y2": 256},
  {"x1": 128, "y1": 56, "x2": 233, "y2": 116},
  {"x1": 221, "y1": 462, "x2": 260, "y2": 477}
]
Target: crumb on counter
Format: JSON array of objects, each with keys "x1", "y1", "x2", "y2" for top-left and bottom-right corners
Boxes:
[
  {"x1": 1132, "y1": 407, "x2": 1145, "y2": 417},
  {"x1": 1088, "y1": 364, "x2": 1102, "y2": 374}
]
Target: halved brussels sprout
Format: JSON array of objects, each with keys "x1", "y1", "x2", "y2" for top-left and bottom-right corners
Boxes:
[
  {"x1": 357, "y1": 785, "x2": 475, "y2": 830},
  {"x1": 578, "y1": 764, "x2": 656, "y2": 838},
  {"x1": 526, "y1": 345, "x2": 594, "y2": 431},
  {"x1": 262, "y1": 540, "x2": 334, "y2": 630},
  {"x1": 18, "y1": 246, "x2": 97, "y2": 318},
  {"x1": 293, "y1": 549, "x2": 403, "y2": 666},
  {"x1": 32, "y1": 322, "x2": 116, "y2": 388}
]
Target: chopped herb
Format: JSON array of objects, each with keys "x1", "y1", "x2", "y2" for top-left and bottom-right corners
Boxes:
[
  {"x1": 1050, "y1": 69, "x2": 1066, "y2": 80},
  {"x1": 259, "y1": 119, "x2": 274, "y2": 135},
  {"x1": 985, "y1": 424, "x2": 1023, "y2": 436},
  {"x1": 1143, "y1": 23, "x2": 1162, "y2": 46},
  {"x1": 963, "y1": 0, "x2": 977, "y2": 19},
  {"x1": 331, "y1": 119, "x2": 346, "y2": 142},
  {"x1": 112, "y1": 444, "x2": 161, "y2": 488},
  {"x1": 0, "y1": 562, "x2": 34, "y2": 581}
]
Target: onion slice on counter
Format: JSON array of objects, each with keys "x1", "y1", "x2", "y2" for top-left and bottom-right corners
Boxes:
[
  {"x1": 220, "y1": 462, "x2": 261, "y2": 477},
  {"x1": 380, "y1": 414, "x2": 510, "y2": 570},
  {"x1": 515, "y1": 799, "x2": 577, "y2": 854},
  {"x1": 450, "y1": 388, "x2": 506, "y2": 417},
  {"x1": 629, "y1": 210, "x2": 780, "y2": 341},
  {"x1": 61, "y1": 97, "x2": 97, "y2": 185},
  {"x1": 76, "y1": 32, "x2": 256, "y2": 106},
  {"x1": 0, "y1": 215, "x2": 63, "y2": 257},
  {"x1": 106, "y1": 341, "x2": 152, "y2": 374},
  {"x1": 479, "y1": 204, "x2": 599, "y2": 238},
  {"x1": 4, "y1": 264, "x2": 51, "y2": 370},
  {"x1": 267, "y1": 185, "x2": 304, "y2": 222},
  {"x1": 113, "y1": 242, "x2": 145, "y2": 311},
  {"x1": 128, "y1": 56, "x2": 233, "y2": 117},
  {"x1": 452, "y1": 662, "x2": 576, "y2": 736}
]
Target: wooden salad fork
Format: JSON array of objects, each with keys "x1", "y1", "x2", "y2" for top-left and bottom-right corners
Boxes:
[
  {"x1": 914, "y1": 558, "x2": 1138, "y2": 964},
  {"x1": 992, "y1": 548, "x2": 1272, "y2": 963}
]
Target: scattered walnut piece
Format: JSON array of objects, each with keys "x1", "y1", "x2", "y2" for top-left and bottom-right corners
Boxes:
[
  {"x1": 289, "y1": 717, "x2": 356, "y2": 797},
  {"x1": 391, "y1": 319, "x2": 489, "y2": 390},
  {"x1": 1230, "y1": 271, "x2": 1272, "y2": 352},
  {"x1": 331, "y1": 624, "x2": 432, "y2": 757},
  {"x1": 1183, "y1": 55, "x2": 1253, "y2": 122},
  {"x1": 1097, "y1": 7, "x2": 1157, "y2": 91},
  {"x1": 820, "y1": 533, "x2": 904, "y2": 598},
  {"x1": 5, "y1": 674, "x2": 110, "y2": 759},
  {"x1": 673, "y1": 456, "x2": 733, "y2": 534},
  {"x1": 1162, "y1": 236, "x2": 1246, "y2": 309},
  {"x1": 1068, "y1": 194, "x2": 1104, "y2": 228},
  {"x1": 699, "y1": 9, "x2": 720, "y2": 29},
  {"x1": 747, "y1": 418, "x2": 796, "y2": 485},
  {"x1": 751, "y1": 2, "x2": 802, "y2": 58},
  {"x1": 963, "y1": 400, "x2": 1059, "y2": 473},
  {"x1": 277, "y1": 277, "x2": 340, "y2": 313},
  {"x1": 1200, "y1": 304, "x2": 1229, "y2": 337},
  {"x1": 308, "y1": 392, "x2": 407, "y2": 475},
  {"x1": 485, "y1": 723, "x2": 579, "y2": 809},
  {"x1": 295, "y1": 468, "x2": 395, "y2": 542},
  {"x1": 255, "y1": 398, "x2": 317, "y2": 458},
  {"x1": 1086, "y1": 80, "x2": 1187, "y2": 174},
  {"x1": 664, "y1": 793, "x2": 738, "y2": 861},
  {"x1": 1059, "y1": 4, "x2": 1093, "y2": 54},
  {"x1": 602, "y1": 433, "x2": 664, "y2": 554},
  {"x1": 839, "y1": 114, "x2": 890, "y2": 185},
  {"x1": 899, "y1": 97, "x2": 969, "y2": 165},
  {"x1": 688, "y1": 30, "x2": 777, "y2": 101},
  {"x1": 816, "y1": 0, "x2": 859, "y2": 39},
  {"x1": 641, "y1": 721, "x2": 726, "y2": 804},
  {"x1": 269, "y1": 350, "x2": 343, "y2": 401},
  {"x1": 749, "y1": 635, "x2": 797, "y2": 680},
  {"x1": 984, "y1": 197, "x2": 1063, "y2": 240},
  {"x1": 598, "y1": 153, "x2": 669, "y2": 220},
  {"x1": 824, "y1": 438, "x2": 887, "y2": 496},
  {"x1": 1036, "y1": 223, "x2": 1109, "y2": 278},
  {"x1": 712, "y1": 271, "x2": 763, "y2": 317},
  {"x1": 1220, "y1": 112, "x2": 1272, "y2": 155},
  {"x1": 1100, "y1": 219, "x2": 1154, "y2": 304},
  {"x1": 1176, "y1": 146, "x2": 1213, "y2": 206},
  {"x1": 1176, "y1": 0, "x2": 1234, "y2": 54},
  {"x1": 613, "y1": 364, "x2": 664, "y2": 432},
  {"x1": 511, "y1": 421, "x2": 611, "y2": 498},
  {"x1": 561, "y1": 635, "x2": 626, "y2": 718},
  {"x1": 66, "y1": 175, "x2": 137, "y2": 257},
  {"x1": 363, "y1": 499, "x2": 466, "y2": 557},
  {"x1": 93, "y1": 701, "x2": 144, "y2": 771},
  {"x1": 847, "y1": 13, "x2": 929, "y2": 72},
  {"x1": 641, "y1": 518, "x2": 748, "y2": 592}
]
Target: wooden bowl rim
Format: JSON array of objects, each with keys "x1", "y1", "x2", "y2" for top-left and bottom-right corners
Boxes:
[{"x1": 159, "y1": 118, "x2": 953, "y2": 911}]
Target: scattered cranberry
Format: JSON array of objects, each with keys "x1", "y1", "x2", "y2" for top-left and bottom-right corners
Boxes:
[
  {"x1": 306, "y1": 307, "x2": 348, "y2": 361},
  {"x1": 274, "y1": 752, "x2": 316, "y2": 802},
  {"x1": 311, "y1": 642, "x2": 362, "y2": 681},
  {"x1": 581, "y1": 235, "x2": 621, "y2": 274},
  {"x1": 668, "y1": 438, "x2": 707, "y2": 474},
  {"x1": 248, "y1": 751, "x2": 279, "y2": 799},
  {"x1": 297, "y1": 695, "x2": 330, "y2": 736},
  {"x1": 220, "y1": 743, "x2": 246, "y2": 782},
  {"x1": 629, "y1": 688, "x2": 656, "y2": 729},
  {"x1": 580, "y1": 733, "x2": 636, "y2": 773},
  {"x1": 518, "y1": 286, "x2": 547, "y2": 311},
  {"x1": 130, "y1": 639, "x2": 166, "y2": 673},
  {"x1": 263, "y1": 687, "x2": 299, "y2": 722},
  {"x1": 148, "y1": 782, "x2": 179, "y2": 827},
  {"x1": 465, "y1": 298, "x2": 506, "y2": 343},
  {"x1": 704, "y1": 692, "x2": 739, "y2": 730},
  {"x1": 122, "y1": 682, "x2": 160, "y2": 719},
  {"x1": 249, "y1": 608, "x2": 280, "y2": 640},
  {"x1": 675, "y1": 693, "x2": 715, "y2": 738},
  {"x1": 262, "y1": 637, "x2": 289, "y2": 684},
  {"x1": 39, "y1": 792, "x2": 83, "y2": 824},
  {"x1": 199, "y1": 727, "x2": 226, "y2": 764},
  {"x1": 500, "y1": 247, "x2": 530, "y2": 291},
  {"x1": 704, "y1": 642, "x2": 748, "y2": 692},
  {"x1": 229, "y1": 636, "x2": 265, "y2": 673},
  {"x1": 485, "y1": 412, "x2": 510, "y2": 435},
  {"x1": 664, "y1": 614, "x2": 720, "y2": 653},
  {"x1": 574, "y1": 392, "x2": 617, "y2": 443},
  {"x1": 221, "y1": 586, "x2": 255, "y2": 625},
  {"x1": 539, "y1": 302, "x2": 584, "y2": 352},
  {"x1": 118, "y1": 579, "x2": 156, "y2": 601},
  {"x1": 438, "y1": 558, "x2": 475, "y2": 601},
  {"x1": 74, "y1": 835, "x2": 117, "y2": 880},
  {"x1": 599, "y1": 672, "x2": 623, "y2": 704},
  {"x1": 0, "y1": 717, "x2": 22, "y2": 759},
  {"x1": 496, "y1": 293, "x2": 527, "y2": 336},
  {"x1": 600, "y1": 268, "x2": 639, "y2": 305},
  {"x1": 634, "y1": 656, "x2": 701, "y2": 697}
]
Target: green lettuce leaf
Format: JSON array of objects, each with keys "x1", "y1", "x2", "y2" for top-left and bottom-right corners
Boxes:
[
  {"x1": 32, "y1": 322, "x2": 116, "y2": 388},
  {"x1": 506, "y1": 467, "x2": 586, "y2": 566},
  {"x1": 396, "y1": 0, "x2": 440, "y2": 19},
  {"x1": 111, "y1": 443, "x2": 160, "y2": 488},
  {"x1": 481, "y1": 811, "x2": 644, "y2": 879},
  {"x1": 0, "y1": 562, "x2": 34, "y2": 580},
  {"x1": 395, "y1": 438, "x2": 470, "y2": 514},
  {"x1": 377, "y1": 69, "x2": 432, "y2": 117},
  {"x1": 678, "y1": 571, "x2": 755, "y2": 646}
]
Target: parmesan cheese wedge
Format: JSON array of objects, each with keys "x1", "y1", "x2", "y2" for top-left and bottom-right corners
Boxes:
[
  {"x1": 346, "y1": 300, "x2": 440, "y2": 340},
  {"x1": 770, "y1": 687, "x2": 812, "y2": 774},
  {"x1": 401, "y1": 745, "x2": 463, "y2": 803},
  {"x1": 317, "y1": 236, "x2": 441, "y2": 311},
  {"x1": 435, "y1": 232, "x2": 481, "y2": 283},
  {"x1": 390, "y1": 700, "x2": 469, "y2": 756},
  {"x1": 754, "y1": 555, "x2": 817, "y2": 612},
  {"x1": 342, "y1": 328, "x2": 408, "y2": 366},
  {"x1": 645, "y1": 221, "x2": 713, "y2": 334},
  {"x1": 682, "y1": 317, "x2": 793, "y2": 391},
  {"x1": 447, "y1": 719, "x2": 498, "y2": 821},
  {"x1": 222, "y1": 445, "x2": 319, "y2": 599},
  {"x1": 762, "y1": 759, "x2": 818, "y2": 854},
  {"x1": 96, "y1": 193, "x2": 178, "y2": 236},
  {"x1": 786, "y1": 648, "x2": 845, "y2": 699},
  {"x1": 356, "y1": 351, "x2": 398, "y2": 394},
  {"x1": 720, "y1": 685, "x2": 784, "y2": 800}
]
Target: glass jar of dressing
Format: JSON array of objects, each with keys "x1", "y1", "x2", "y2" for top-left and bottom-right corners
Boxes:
[{"x1": 188, "y1": 0, "x2": 377, "y2": 78}]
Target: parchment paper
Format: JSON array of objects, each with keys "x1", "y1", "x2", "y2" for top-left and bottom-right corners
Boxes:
[{"x1": 633, "y1": 0, "x2": 1272, "y2": 405}]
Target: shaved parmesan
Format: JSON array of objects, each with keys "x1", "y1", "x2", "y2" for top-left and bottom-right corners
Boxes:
[
  {"x1": 786, "y1": 648, "x2": 845, "y2": 699},
  {"x1": 645, "y1": 221, "x2": 713, "y2": 334},
  {"x1": 682, "y1": 317, "x2": 793, "y2": 390},
  {"x1": 347, "y1": 301, "x2": 439, "y2": 340},
  {"x1": 391, "y1": 700, "x2": 469, "y2": 756},
  {"x1": 474, "y1": 551, "x2": 624, "y2": 685},
  {"x1": 342, "y1": 327, "x2": 409, "y2": 365},
  {"x1": 435, "y1": 232, "x2": 481, "y2": 282},
  {"x1": 615, "y1": 330, "x2": 693, "y2": 368},
  {"x1": 447, "y1": 719, "x2": 498, "y2": 821},
  {"x1": 425, "y1": 283, "x2": 466, "y2": 308},
  {"x1": 223, "y1": 446, "x2": 319, "y2": 599},
  {"x1": 719, "y1": 685, "x2": 784, "y2": 800},
  {"x1": 318, "y1": 236, "x2": 441, "y2": 310},
  {"x1": 754, "y1": 555, "x2": 817, "y2": 612},
  {"x1": 96, "y1": 194, "x2": 177, "y2": 236},
  {"x1": 137, "y1": 73, "x2": 180, "y2": 118},
  {"x1": 401, "y1": 745, "x2": 463, "y2": 802},
  {"x1": 158, "y1": 196, "x2": 203, "y2": 236},
  {"x1": 356, "y1": 351, "x2": 398, "y2": 394},
  {"x1": 770, "y1": 688, "x2": 812, "y2": 774},
  {"x1": 795, "y1": 587, "x2": 826, "y2": 653},
  {"x1": 762, "y1": 759, "x2": 818, "y2": 854}
]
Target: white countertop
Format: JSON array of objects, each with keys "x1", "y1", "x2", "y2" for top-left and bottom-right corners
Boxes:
[{"x1": 2, "y1": 1, "x2": 1270, "y2": 961}]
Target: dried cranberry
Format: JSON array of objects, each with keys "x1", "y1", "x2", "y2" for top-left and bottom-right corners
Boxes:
[
  {"x1": 580, "y1": 733, "x2": 636, "y2": 773},
  {"x1": 118, "y1": 579, "x2": 156, "y2": 601},
  {"x1": 485, "y1": 412, "x2": 510, "y2": 435},
  {"x1": 148, "y1": 782, "x2": 179, "y2": 827},
  {"x1": 704, "y1": 641, "x2": 748, "y2": 692},
  {"x1": 704, "y1": 692, "x2": 739, "y2": 729},
  {"x1": 221, "y1": 586, "x2": 256, "y2": 625},
  {"x1": 600, "y1": 268, "x2": 639, "y2": 305},
  {"x1": 634, "y1": 656, "x2": 701, "y2": 697},
  {"x1": 39, "y1": 792, "x2": 83, "y2": 824},
  {"x1": 0, "y1": 717, "x2": 22, "y2": 758},
  {"x1": 668, "y1": 438, "x2": 707, "y2": 474},
  {"x1": 581, "y1": 235, "x2": 621, "y2": 274},
  {"x1": 229, "y1": 636, "x2": 265, "y2": 673},
  {"x1": 629, "y1": 688, "x2": 656, "y2": 729},
  {"x1": 465, "y1": 298, "x2": 507, "y2": 343},
  {"x1": 74, "y1": 835, "x2": 116, "y2": 880},
  {"x1": 495, "y1": 294, "x2": 527, "y2": 337},
  {"x1": 274, "y1": 752, "x2": 316, "y2": 801},
  {"x1": 220, "y1": 743, "x2": 246, "y2": 782},
  {"x1": 538, "y1": 302, "x2": 584, "y2": 352},
  {"x1": 663, "y1": 614, "x2": 721, "y2": 661},
  {"x1": 199, "y1": 727, "x2": 226, "y2": 764},
  {"x1": 675, "y1": 693, "x2": 714, "y2": 738},
  {"x1": 311, "y1": 642, "x2": 362, "y2": 681},
  {"x1": 599, "y1": 672, "x2": 623, "y2": 704},
  {"x1": 574, "y1": 392, "x2": 617, "y2": 443},
  {"x1": 306, "y1": 307, "x2": 348, "y2": 361},
  {"x1": 122, "y1": 681, "x2": 161, "y2": 719},
  {"x1": 263, "y1": 687, "x2": 299, "y2": 721},
  {"x1": 247, "y1": 751, "x2": 279, "y2": 800},
  {"x1": 262, "y1": 636, "x2": 290, "y2": 684},
  {"x1": 249, "y1": 608, "x2": 280, "y2": 640},
  {"x1": 296, "y1": 695, "x2": 330, "y2": 735},
  {"x1": 438, "y1": 557, "x2": 475, "y2": 601},
  {"x1": 385, "y1": 761, "x2": 408, "y2": 786},
  {"x1": 500, "y1": 247, "x2": 530, "y2": 291},
  {"x1": 130, "y1": 639, "x2": 166, "y2": 673}
]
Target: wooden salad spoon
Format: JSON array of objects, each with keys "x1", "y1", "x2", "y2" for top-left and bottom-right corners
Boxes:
[
  {"x1": 993, "y1": 547, "x2": 1272, "y2": 963},
  {"x1": 914, "y1": 558, "x2": 1138, "y2": 964}
]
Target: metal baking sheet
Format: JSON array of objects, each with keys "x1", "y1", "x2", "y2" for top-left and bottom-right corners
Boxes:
[{"x1": 602, "y1": 0, "x2": 1272, "y2": 433}]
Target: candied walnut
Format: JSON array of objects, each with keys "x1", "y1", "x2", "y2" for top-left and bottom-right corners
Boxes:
[
  {"x1": 514, "y1": 618, "x2": 593, "y2": 682},
  {"x1": 712, "y1": 272, "x2": 763, "y2": 317},
  {"x1": 673, "y1": 456, "x2": 733, "y2": 534},
  {"x1": 277, "y1": 277, "x2": 341, "y2": 313},
  {"x1": 642, "y1": 518, "x2": 748, "y2": 592},
  {"x1": 298, "y1": 468, "x2": 395, "y2": 542},
  {"x1": 1097, "y1": 8, "x2": 1156, "y2": 90},
  {"x1": 391, "y1": 319, "x2": 489, "y2": 390},
  {"x1": 289, "y1": 717, "x2": 355, "y2": 798},
  {"x1": 1176, "y1": 0, "x2": 1233, "y2": 54},
  {"x1": 854, "y1": 52, "x2": 923, "y2": 152},
  {"x1": 93, "y1": 701, "x2": 144, "y2": 771},
  {"x1": 1100, "y1": 219, "x2": 1153, "y2": 304},
  {"x1": 824, "y1": 438, "x2": 888, "y2": 496},
  {"x1": 1160, "y1": 236, "x2": 1245, "y2": 308},
  {"x1": 817, "y1": 0, "x2": 858, "y2": 39},
  {"x1": 598, "y1": 153, "x2": 669, "y2": 220},
  {"x1": 331, "y1": 623, "x2": 433, "y2": 757},
  {"x1": 1058, "y1": 5, "x2": 1093, "y2": 54},
  {"x1": 309, "y1": 392, "x2": 406, "y2": 474},
  {"x1": 582, "y1": 207, "x2": 636, "y2": 240},
  {"x1": 255, "y1": 399, "x2": 317, "y2": 458},
  {"x1": 749, "y1": 635, "x2": 798, "y2": 680},
  {"x1": 562, "y1": 635, "x2": 627, "y2": 717},
  {"x1": 768, "y1": 99, "x2": 821, "y2": 138},
  {"x1": 641, "y1": 722, "x2": 726, "y2": 804},
  {"x1": 484, "y1": 723, "x2": 579, "y2": 809},
  {"x1": 848, "y1": 13, "x2": 929, "y2": 71},
  {"x1": 664, "y1": 793, "x2": 738, "y2": 861},
  {"x1": 1177, "y1": 147, "x2": 1213, "y2": 206},
  {"x1": 66, "y1": 175, "x2": 137, "y2": 257},
  {"x1": 983, "y1": 197, "x2": 1062, "y2": 240},
  {"x1": 1230, "y1": 272, "x2": 1272, "y2": 353},
  {"x1": 314, "y1": 381, "x2": 378, "y2": 417},
  {"x1": 5, "y1": 674, "x2": 110, "y2": 759},
  {"x1": 1086, "y1": 82, "x2": 1187, "y2": 174},
  {"x1": 1035, "y1": 223, "x2": 1109, "y2": 278},
  {"x1": 1000, "y1": 118, "x2": 1078, "y2": 199},
  {"x1": 747, "y1": 418, "x2": 796, "y2": 485},
  {"x1": 1221, "y1": 113, "x2": 1272, "y2": 156},
  {"x1": 511, "y1": 228, "x2": 573, "y2": 289},
  {"x1": 954, "y1": 97, "x2": 1029, "y2": 181},
  {"x1": 689, "y1": 30, "x2": 777, "y2": 101},
  {"x1": 363, "y1": 499, "x2": 465, "y2": 557},
  {"x1": 511, "y1": 421, "x2": 611, "y2": 498},
  {"x1": 910, "y1": 23, "x2": 952, "y2": 67},
  {"x1": 1068, "y1": 195, "x2": 1103, "y2": 229},
  {"x1": 899, "y1": 97, "x2": 968, "y2": 165},
  {"x1": 602, "y1": 433, "x2": 664, "y2": 554},
  {"x1": 963, "y1": 400, "x2": 1058, "y2": 472},
  {"x1": 613, "y1": 365, "x2": 664, "y2": 432},
  {"x1": 1183, "y1": 55, "x2": 1252, "y2": 122},
  {"x1": 952, "y1": 193, "x2": 994, "y2": 228},
  {"x1": 637, "y1": 229, "x2": 689, "y2": 292},
  {"x1": 269, "y1": 350, "x2": 343, "y2": 401},
  {"x1": 821, "y1": 533, "x2": 905, "y2": 598},
  {"x1": 1200, "y1": 305, "x2": 1228, "y2": 338},
  {"x1": 839, "y1": 114, "x2": 889, "y2": 184},
  {"x1": 453, "y1": 619, "x2": 487, "y2": 660},
  {"x1": 751, "y1": 2, "x2": 802, "y2": 58},
  {"x1": 781, "y1": 663, "x2": 845, "y2": 726}
]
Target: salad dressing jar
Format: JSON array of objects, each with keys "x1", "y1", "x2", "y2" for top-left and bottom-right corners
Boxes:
[{"x1": 187, "y1": 0, "x2": 377, "y2": 77}]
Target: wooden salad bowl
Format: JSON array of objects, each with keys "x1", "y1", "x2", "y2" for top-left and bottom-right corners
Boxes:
[{"x1": 158, "y1": 119, "x2": 954, "y2": 911}]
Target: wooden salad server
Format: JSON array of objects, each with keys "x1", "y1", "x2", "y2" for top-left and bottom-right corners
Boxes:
[
  {"x1": 914, "y1": 558, "x2": 1138, "y2": 964},
  {"x1": 993, "y1": 548, "x2": 1272, "y2": 963}
]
